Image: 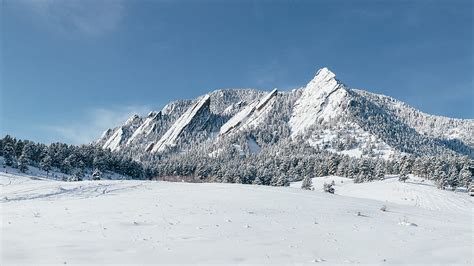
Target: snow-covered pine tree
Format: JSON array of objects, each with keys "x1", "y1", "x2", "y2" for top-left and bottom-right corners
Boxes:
[
  {"x1": 356, "y1": 159, "x2": 372, "y2": 183},
  {"x1": 399, "y1": 156, "x2": 410, "y2": 182},
  {"x1": 434, "y1": 160, "x2": 448, "y2": 189},
  {"x1": 301, "y1": 175, "x2": 313, "y2": 190},
  {"x1": 328, "y1": 155, "x2": 339, "y2": 175},
  {"x1": 316, "y1": 164, "x2": 328, "y2": 177},
  {"x1": 375, "y1": 160, "x2": 385, "y2": 180},
  {"x1": 412, "y1": 157, "x2": 424, "y2": 177},
  {"x1": 323, "y1": 182, "x2": 335, "y2": 194},
  {"x1": 18, "y1": 153, "x2": 29, "y2": 173},
  {"x1": 336, "y1": 160, "x2": 346, "y2": 177},
  {"x1": 92, "y1": 168, "x2": 102, "y2": 180},
  {"x1": 14, "y1": 140, "x2": 25, "y2": 158},
  {"x1": 93, "y1": 154, "x2": 107, "y2": 172},
  {"x1": 447, "y1": 165, "x2": 459, "y2": 190},
  {"x1": 40, "y1": 155, "x2": 52, "y2": 175},
  {"x1": 347, "y1": 161, "x2": 356, "y2": 178},
  {"x1": 61, "y1": 155, "x2": 74, "y2": 175},
  {"x1": 22, "y1": 142, "x2": 35, "y2": 164},
  {"x1": 274, "y1": 175, "x2": 289, "y2": 187},
  {"x1": 74, "y1": 166, "x2": 85, "y2": 181},
  {"x1": 3, "y1": 142, "x2": 15, "y2": 167},
  {"x1": 252, "y1": 176, "x2": 263, "y2": 185},
  {"x1": 459, "y1": 163, "x2": 472, "y2": 189}
]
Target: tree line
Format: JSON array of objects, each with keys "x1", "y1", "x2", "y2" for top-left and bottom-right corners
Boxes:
[{"x1": 0, "y1": 135, "x2": 149, "y2": 180}]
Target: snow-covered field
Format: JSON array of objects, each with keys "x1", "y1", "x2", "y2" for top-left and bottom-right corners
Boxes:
[{"x1": 1, "y1": 171, "x2": 472, "y2": 265}]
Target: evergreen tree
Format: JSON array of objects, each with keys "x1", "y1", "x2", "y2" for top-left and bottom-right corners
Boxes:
[
  {"x1": 434, "y1": 164, "x2": 448, "y2": 190},
  {"x1": 3, "y1": 142, "x2": 15, "y2": 167},
  {"x1": 274, "y1": 175, "x2": 289, "y2": 187},
  {"x1": 22, "y1": 143, "x2": 35, "y2": 164},
  {"x1": 40, "y1": 155, "x2": 52, "y2": 175},
  {"x1": 93, "y1": 154, "x2": 107, "y2": 172},
  {"x1": 301, "y1": 175, "x2": 313, "y2": 190},
  {"x1": 18, "y1": 153, "x2": 29, "y2": 173},
  {"x1": 92, "y1": 168, "x2": 102, "y2": 180},
  {"x1": 356, "y1": 159, "x2": 372, "y2": 183},
  {"x1": 458, "y1": 164, "x2": 472, "y2": 189},
  {"x1": 346, "y1": 162, "x2": 356, "y2": 178},
  {"x1": 74, "y1": 166, "x2": 85, "y2": 181},
  {"x1": 328, "y1": 155, "x2": 339, "y2": 175},
  {"x1": 252, "y1": 176, "x2": 263, "y2": 185},
  {"x1": 447, "y1": 165, "x2": 459, "y2": 190},
  {"x1": 62, "y1": 155, "x2": 74, "y2": 174},
  {"x1": 323, "y1": 181, "x2": 335, "y2": 194},
  {"x1": 399, "y1": 156, "x2": 412, "y2": 182},
  {"x1": 375, "y1": 160, "x2": 385, "y2": 180}
]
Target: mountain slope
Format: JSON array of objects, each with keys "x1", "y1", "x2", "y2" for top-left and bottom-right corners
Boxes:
[
  {"x1": 220, "y1": 89, "x2": 278, "y2": 136},
  {"x1": 100, "y1": 114, "x2": 143, "y2": 152},
  {"x1": 289, "y1": 67, "x2": 349, "y2": 137},
  {"x1": 96, "y1": 67, "x2": 473, "y2": 160},
  {"x1": 151, "y1": 95, "x2": 212, "y2": 153}
]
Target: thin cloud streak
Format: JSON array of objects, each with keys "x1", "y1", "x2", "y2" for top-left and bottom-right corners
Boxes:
[
  {"x1": 41, "y1": 105, "x2": 151, "y2": 145},
  {"x1": 18, "y1": 0, "x2": 125, "y2": 36}
]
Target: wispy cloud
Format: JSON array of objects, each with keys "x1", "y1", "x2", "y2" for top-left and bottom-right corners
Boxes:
[
  {"x1": 41, "y1": 105, "x2": 151, "y2": 145},
  {"x1": 18, "y1": 0, "x2": 125, "y2": 36}
]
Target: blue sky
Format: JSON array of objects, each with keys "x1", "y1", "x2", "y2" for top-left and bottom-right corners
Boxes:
[{"x1": 1, "y1": 0, "x2": 473, "y2": 144}]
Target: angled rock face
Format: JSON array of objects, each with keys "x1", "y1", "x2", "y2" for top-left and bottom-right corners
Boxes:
[
  {"x1": 95, "y1": 67, "x2": 474, "y2": 159},
  {"x1": 102, "y1": 114, "x2": 143, "y2": 152},
  {"x1": 220, "y1": 89, "x2": 278, "y2": 136},
  {"x1": 126, "y1": 111, "x2": 162, "y2": 146},
  {"x1": 289, "y1": 68, "x2": 348, "y2": 137},
  {"x1": 152, "y1": 95, "x2": 212, "y2": 153}
]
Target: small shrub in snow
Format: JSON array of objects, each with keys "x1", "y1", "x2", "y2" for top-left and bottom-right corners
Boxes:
[
  {"x1": 398, "y1": 174, "x2": 408, "y2": 183},
  {"x1": 323, "y1": 182, "x2": 335, "y2": 194},
  {"x1": 92, "y1": 168, "x2": 102, "y2": 180},
  {"x1": 67, "y1": 175, "x2": 82, "y2": 182},
  {"x1": 398, "y1": 217, "x2": 417, "y2": 227}
]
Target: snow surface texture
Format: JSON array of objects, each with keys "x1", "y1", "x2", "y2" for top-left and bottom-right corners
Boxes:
[
  {"x1": 152, "y1": 95, "x2": 211, "y2": 153},
  {"x1": 220, "y1": 89, "x2": 278, "y2": 136},
  {"x1": 289, "y1": 68, "x2": 348, "y2": 137},
  {"x1": 1, "y1": 171, "x2": 472, "y2": 264}
]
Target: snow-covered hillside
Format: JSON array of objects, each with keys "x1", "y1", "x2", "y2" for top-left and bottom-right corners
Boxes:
[
  {"x1": 1, "y1": 171, "x2": 472, "y2": 264},
  {"x1": 290, "y1": 175, "x2": 472, "y2": 212}
]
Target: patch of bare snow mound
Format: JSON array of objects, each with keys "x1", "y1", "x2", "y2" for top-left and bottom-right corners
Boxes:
[{"x1": 1, "y1": 173, "x2": 472, "y2": 265}]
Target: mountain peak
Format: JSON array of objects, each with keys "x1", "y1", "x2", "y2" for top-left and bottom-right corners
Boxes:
[
  {"x1": 309, "y1": 67, "x2": 338, "y2": 85},
  {"x1": 289, "y1": 67, "x2": 347, "y2": 136},
  {"x1": 315, "y1": 67, "x2": 335, "y2": 77},
  {"x1": 125, "y1": 114, "x2": 141, "y2": 125}
]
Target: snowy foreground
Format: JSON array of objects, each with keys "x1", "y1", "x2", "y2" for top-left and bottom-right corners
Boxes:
[{"x1": 1, "y1": 172, "x2": 472, "y2": 265}]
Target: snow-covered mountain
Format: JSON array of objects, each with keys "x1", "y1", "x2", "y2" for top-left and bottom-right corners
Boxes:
[
  {"x1": 220, "y1": 89, "x2": 278, "y2": 136},
  {"x1": 151, "y1": 95, "x2": 212, "y2": 153},
  {"x1": 96, "y1": 67, "x2": 473, "y2": 160},
  {"x1": 289, "y1": 67, "x2": 348, "y2": 136}
]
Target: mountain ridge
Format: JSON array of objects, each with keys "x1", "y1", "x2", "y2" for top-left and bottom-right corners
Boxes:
[{"x1": 96, "y1": 67, "x2": 473, "y2": 160}]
